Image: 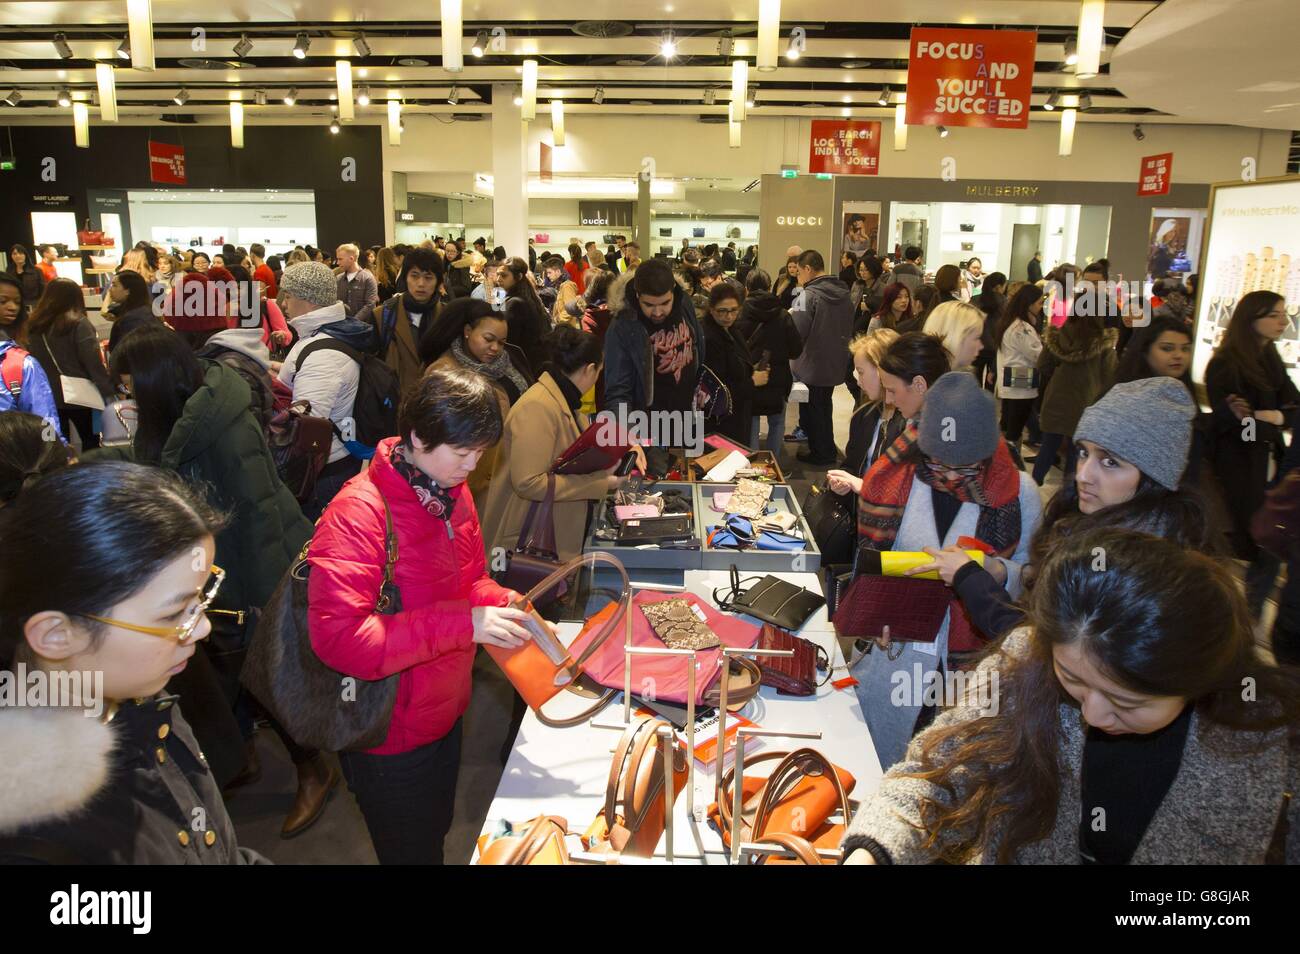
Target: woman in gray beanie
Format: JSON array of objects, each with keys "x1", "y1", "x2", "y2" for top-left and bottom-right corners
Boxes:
[
  {"x1": 926, "y1": 376, "x2": 1214, "y2": 644},
  {"x1": 846, "y1": 370, "x2": 1042, "y2": 770}
]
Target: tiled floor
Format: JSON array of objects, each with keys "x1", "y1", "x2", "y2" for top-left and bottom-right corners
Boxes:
[{"x1": 225, "y1": 388, "x2": 1274, "y2": 863}]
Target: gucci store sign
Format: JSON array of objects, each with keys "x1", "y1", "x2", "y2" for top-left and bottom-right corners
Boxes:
[{"x1": 775, "y1": 215, "x2": 825, "y2": 227}]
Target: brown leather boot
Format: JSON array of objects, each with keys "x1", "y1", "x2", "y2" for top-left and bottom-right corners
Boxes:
[
  {"x1": 280, "y1": 755, "x2": 340, "y2": 839},
  {"x1": 223, "y1": 739, "x2": 262, "y2": 794}
]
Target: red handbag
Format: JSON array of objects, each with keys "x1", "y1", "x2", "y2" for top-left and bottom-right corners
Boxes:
[
  {"x1": 832, "y1": 574, "x2": 952, "y2": 643},
  {"x1": 755, "y1": 624, "x2": 828, "y2": 696},
  {"x1": 77, "y1": 219, "x2": 110, "y2": 247}
]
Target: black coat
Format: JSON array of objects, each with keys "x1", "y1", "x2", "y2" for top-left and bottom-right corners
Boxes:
[
  {"x1": 0, "y1": 701, "x2": 267, "y2": 864},
  {"x1": 701, "y1": 315, "x2": 754, "y2": 445},
  {"x1": 734, "y1": 290, "x2": 803, "y2": 416},
  {"x1": 6, "y1": 264, "x2": 45, "y2": 306}
]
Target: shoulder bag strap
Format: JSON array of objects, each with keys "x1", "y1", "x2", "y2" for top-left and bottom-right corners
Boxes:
[
  {"x1": 604, "y1": 718, "x2": 653, "y2": 830},
  {"x1": 40, "y1": 334, "x2": 67, "y2": 377},
  {"x1": 518, "y1": 472, "x2": 558, "y2": 553},
  {"x1": 373, "y1": 493, "x2": 400, "y2": 613},
  {"x1": 754, "y1": 832, "x2": 824, "y2": 865},
  {"x1": 750, "y1": 747, "x2": 852, "y2": 839}
]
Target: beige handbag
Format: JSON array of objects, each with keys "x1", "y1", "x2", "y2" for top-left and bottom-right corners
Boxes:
[{"x1": 41, "y1": 334, "x2": 105, "y2": 410}]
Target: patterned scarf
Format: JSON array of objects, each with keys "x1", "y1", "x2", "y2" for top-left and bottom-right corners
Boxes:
[
  {"x1": 857, "y1": 422, "x2": 1022, "y2": 557},
  {"x1": 450, "y1": 335, "x2": 529, "y2": 397},
  {"x1": 389, "y1": 441, "x2": 456, "y2": 521}
]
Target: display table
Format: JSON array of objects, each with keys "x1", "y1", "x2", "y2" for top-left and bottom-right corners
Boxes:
[{"x1": 477, "y1": 568, "x2": 880, "y2": 864}]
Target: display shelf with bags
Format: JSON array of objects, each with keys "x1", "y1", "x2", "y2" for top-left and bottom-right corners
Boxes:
[
  {"x1": 583, "y1": 480, "x2": 705, "y2": 569},
  {"x1": 698, "y1": 482, "x2": 821, "y2": 571}
]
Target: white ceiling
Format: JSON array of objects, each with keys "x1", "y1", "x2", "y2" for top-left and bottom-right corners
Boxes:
[
  {"x1": 0, "y1": 0, "x2": 1168, "y2": 123},
  {"x1": 1110, "y1": 0, "x2": 1300, "y2": 131}
]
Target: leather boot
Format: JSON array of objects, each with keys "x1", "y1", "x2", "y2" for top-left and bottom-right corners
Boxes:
[
  {"x1": 222, "y1": 739, "x2": 262, "y2": 794},
  {"x1": 280, "y1": 754, "x2": 340, "y2": 839}
]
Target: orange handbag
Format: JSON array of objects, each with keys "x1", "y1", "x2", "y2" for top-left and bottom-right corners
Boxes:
[
  {"x1": 583, "y1": 715, "x2": 689, "y2": 858},
  {"x1": 709, "y1": 748, "x2": 855, "y2": 865},
  {"x1": 476, "y1": 815, "x2": 571, "y2": 865},
  {"x1": 486, "y1": 551, "x2": 630, "y2": 728}
]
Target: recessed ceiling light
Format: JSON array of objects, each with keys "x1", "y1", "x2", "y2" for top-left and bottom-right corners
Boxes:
[
  {"x1": 293, "y1": 33, "x2": 310, "y2": 59},
  {"x1": 661, "y1": 35, "x2": 677, "y2": 59},
  {"x1": 397, "y1": 57, "x2": 428, "y2": 67},
  {"x1": 233, "y1": 34, "x2": 253, "y2": 58}
]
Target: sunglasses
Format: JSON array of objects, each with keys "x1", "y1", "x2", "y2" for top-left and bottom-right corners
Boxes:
[{"x1": 82, "y1": 565, "x2": 225, "y2": 646}]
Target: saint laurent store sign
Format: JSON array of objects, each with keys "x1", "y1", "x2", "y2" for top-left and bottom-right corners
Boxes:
[{"x1": 965, "y1": 184, "x2": 1040, "y2": 197}]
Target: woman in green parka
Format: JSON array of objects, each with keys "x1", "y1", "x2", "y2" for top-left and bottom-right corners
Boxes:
[{"x1": 86, "y1": 326, "x2": 339, "y2": 839}]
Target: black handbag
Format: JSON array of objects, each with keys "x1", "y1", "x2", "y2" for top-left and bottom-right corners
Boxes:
[
  {"x1": 820, "y1": 564, "x2": 854, "y2": 622},
  {"x1": 713, "y1": 565, "x2": 825, "y2": 632},
  {"x1": 239, "y1": 494, "x2": 401, "y2": 752},
  {"x1": 501, "y1": 472, "x2": 571, "y2": 604},
  {"x1": 801, "y1": 480, "x2": 855, "y2": 565}
]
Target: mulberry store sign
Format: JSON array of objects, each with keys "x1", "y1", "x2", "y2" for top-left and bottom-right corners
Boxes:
[{"x1": 965, "y1": 184, "x2": 1040, "y2": 198}]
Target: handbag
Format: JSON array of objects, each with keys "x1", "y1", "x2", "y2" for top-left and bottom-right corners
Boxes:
[
  {"x1": 801, "y1": 480, "x2": 855, "y2": 565},
  {"x1": 832, "y1": 573, "x2": 951, "y2": 643},
  {"x1": 692, "y1": 227, "x2": 706, "y2": 238},
  {"x1": 713, "y1": 566, "x2": 825, "y2": 632},
  {"x1": 1001, "y1": 366, "x2": 1041, "y2": 390},
  {"x1": 708, "y1": 748, "x2": 855, "y2": 864},
  {"x1": 77, "y1": 220, "x2": 108, "y2": 247},
  {"x1": 755, "y1": 624, "x2": 829, "y2": 696},
  {"x1": 476, "y1": 815, "x2": 571, "y2": 865},
  {"x1": 694, "y1": 365, "x2": 733, "y2": 419},
  {"x1": 266, "y1": 399, "x2": 333, "y2": 504},
  {"x1": 501, "y1": 472, "x2": 569, "y2": 603},
  {"x1": 820, "y1": 563, "x2": 853, "y2": 621},
  {"x1": 583, "y1": 715, "x2": 689, "y2": 858},
  {"x1": 239, "y1": 496, "x2": 401, "y2": 752},
  {"x1": 485, "y1": 551, "x2": 630, "y2": 728},
  {"x1": 99, "y1": 399, "x2": 138, "y2": 447},
  {"x1": 40, "y1": 335, "x2": 105, "y2": 410},
  {"x1": 1252, "y1": 468, "x2": 1300, "y2": 562}
]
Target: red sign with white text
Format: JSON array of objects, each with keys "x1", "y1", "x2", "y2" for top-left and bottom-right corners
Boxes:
[
  {"x1": 808, "y1": 120, "x2": 882, "y2": 176},
  {"x1": 905, "y1": 27, "x2": 1036, "y2": 129},
  {"x1": 1138, "y1": 153, "x2": 1173, "y2": 196},
  {"x1": 148, "y1": 140, "x2": 187, "y2": 184}
]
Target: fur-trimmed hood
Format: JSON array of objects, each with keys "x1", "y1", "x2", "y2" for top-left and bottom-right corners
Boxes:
[
  {"x1": 1042, "y1": 324, "x2": 1118, "y2": 364},
  {"x1": 0, "y1": 706, "x2": 114, "y2": 835}
]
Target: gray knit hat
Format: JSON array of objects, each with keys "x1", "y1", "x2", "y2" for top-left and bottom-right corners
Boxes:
[
  {"x1": 1074, "y1": 377, "x2": 1194, "y2": 490},
  {"x1": 918, "y1": 371, "x2": 1000, "y2": 466},
  {"x1": 279, "y1": 261, "x2": 339, "y2": 309}
]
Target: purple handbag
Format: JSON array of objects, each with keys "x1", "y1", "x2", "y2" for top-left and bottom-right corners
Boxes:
[{"x1": 501, "y1": 472, "x2": 571, "y2": 603}]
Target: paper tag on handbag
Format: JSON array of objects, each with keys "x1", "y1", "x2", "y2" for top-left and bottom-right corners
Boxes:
[{"x1": 690, "y1": 603, "x2": 707, "y2": 622}]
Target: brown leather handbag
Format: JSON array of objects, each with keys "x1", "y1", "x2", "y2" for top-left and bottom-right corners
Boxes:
[
  {"x1": 476, "y1": 815, "x2": 571, "y2": 865},
  {"x1": 486, "y1": 551, "x2": 630, "y2": 728},
  {"x1": 756, "y1": 624, "x2": 829, "y2": 696},
  {"x1": 501, "y1": 472, "x2": 570, "y2": 602},
  {"x1": 583, "y1": 715, "x2": 689, "y2": 858},
  {"x1": 752, "y1": 832, "x2": 825, "y2": 865},
  {"x1": 709, "y1": 748, "x2": 855, "y2": 864}
]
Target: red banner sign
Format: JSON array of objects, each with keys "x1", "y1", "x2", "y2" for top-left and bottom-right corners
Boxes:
[
  {"x1": 148, "y1": 140, "x2": 186, "y2": 185},
  {"x1": 1138, "y1": 153, "x2": 1173, "y2": 196},
  {"x1": 808, "y1": 120, "x2": 882, "y2": 176},
  {"x1": 905, "y1": 28, "x2": 1036, "y2": 129}
]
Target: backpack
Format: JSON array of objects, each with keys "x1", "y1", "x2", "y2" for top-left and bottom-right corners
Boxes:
[
  {"x1": 265, "y1": 399, "x2": 334, "y2": 504},
  {"x1": 2, "y1": 346, "x2": 27, "y2": 399},
  {"x1": 295, "y1": 336, "x2": 400, "y2": 454}
]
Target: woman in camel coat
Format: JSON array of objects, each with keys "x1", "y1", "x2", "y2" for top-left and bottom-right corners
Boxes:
[{"x1": 481, "y1": 326, "x2": 636, "y2": 561}]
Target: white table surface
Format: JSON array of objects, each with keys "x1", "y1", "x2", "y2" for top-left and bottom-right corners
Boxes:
[{"x1": 478, "y1": 568, "x2": 881, "y2": 864}]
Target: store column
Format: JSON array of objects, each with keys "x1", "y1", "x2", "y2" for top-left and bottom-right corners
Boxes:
[
  {"x1": 491, "y1": 82, "x2": 529, "y2": 257},
  {"x1": 636, "y1": 172, "x2": 651, "y2": 253}
]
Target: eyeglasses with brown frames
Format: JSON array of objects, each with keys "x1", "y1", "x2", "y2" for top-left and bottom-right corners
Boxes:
[{"x1": 81, "y1": 565, "x2": 225, "y2": 646}]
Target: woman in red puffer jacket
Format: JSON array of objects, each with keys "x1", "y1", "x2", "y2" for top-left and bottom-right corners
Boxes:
[{"x1": 306, "y1": 366, "x2": 536, "y2": 864}]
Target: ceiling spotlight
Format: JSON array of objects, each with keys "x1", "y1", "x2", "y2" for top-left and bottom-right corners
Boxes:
[
  {"x1": 357, "y1": 86, "x2": 371, "y2": 106},
  {"x1": 172, "y1": 87, "x2": 189, "y2": 106},
  {"x1": 786, "y1": 37, "x2": 801, "y2": 61},
  {"x1": 283, "y1": 86, "x2": 298, "y2": 106},
  {"x1": 233, "y1": 33, "x2": 253, "y2": 58},
  {"x1": 329, "y1": 118, "x2": 341, "y2": 134},
  {"x1": 254, "y1": 88, "x2": 267, "y2": 106},
  {"x1": 447, "y1": 86, "x2": 460, "y2": 106},
  {"x1": 512, "y1": 86, "x2": 523, "y2": 107},
  {"x1": 1063, "y1": 36, "x2": 1078, "y2": 67},
  {"x1": 703, "y1": 88, "x2": 716, "y2": 106},
  {"x1": 745, "y1": 96, "x2": 754, "y2": 109},
  {"x1": 57, "y1": 87, "x2": 72, "y2": 107},
  {"x1": 53, "y1": 33, "x2": 74, "y2": 59},
  {"x1": 1044, "y1": 91, "x2": 1060, "y2": 111},
  {"x1": 116, "y1": 36, "x2": 131, "y2": 60},
  {"x1": 593, "y1": 87, "x2": 605, "y2": 105},
  {"x1": 1077, "y1": 92, "x2": 1093, "y2": 110},
  {"x1": 938, "y1": 125, "x2": 949, "y2": 138},
  {"x1": 2, "y1": 90, "x2": 19, "y2": 107},
  {"x1": 293, "y1": 32, "x2": 310, "y2": 59},
  {"x1": 472, "y1": 30, "x2": 489, "y2": 57},
  {"x1": 718, "y1": 33, "x2": 733, "y2": 58},
  {"x1": 1133, "y1": 123, "x2": 1145, "y2": 142},
  {"x1": 353, "y1": 34, "x2": 371, "y2": 58},
  {"x1": 877, "y1": 86, "x2": 890, "y2": 106},
  {"x1": 660, "y1": 35, "x2": 677, "y2": 59}
]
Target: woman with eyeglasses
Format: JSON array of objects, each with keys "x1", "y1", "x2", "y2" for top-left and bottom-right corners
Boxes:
[
  {"x1": 86, "y1": 327, "x2": 335, "y2": 838},
  {"x1": 698, "y1": 282, "x2": 757, "y2": 445},
  {"x1": 0, "y1": 462, "x2": 268, "y2": 863}
]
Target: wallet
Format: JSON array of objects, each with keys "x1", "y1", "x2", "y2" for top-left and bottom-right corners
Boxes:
[
  {"x1": 617, "y1": 515, "x2": 693, "y2": 545},
  {"x1": 640, "y1": 598, "x2": 721, "y2": 651},
  {"x1": 713, "y1": 566, "x2": 825, "y2": 632}
]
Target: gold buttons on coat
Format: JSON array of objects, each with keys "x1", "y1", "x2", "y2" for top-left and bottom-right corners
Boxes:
[
  {"x1": 177, "y1": 831, "x2": 190, "y2": 847},
  {"x1": 156, "y1": 747, "x2": 166, "y2": 764},
  {"x1": 204, "y1": 831, "x2": 216, "y2": 847},
  {"x1": 157, "y1": 724, "x2": 170, "y2": 740}
]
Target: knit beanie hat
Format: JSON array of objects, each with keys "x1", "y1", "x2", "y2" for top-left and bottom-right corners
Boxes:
[
  {"x1": 918, "y1": 371, "x2": 1001, "y2": 466},
  {"x1": 279, "y1": 261, "x2": 338, "y2": 309},
  {"x1": 1074, "y1": 377, "x2": 1194, "y2": 490}
]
